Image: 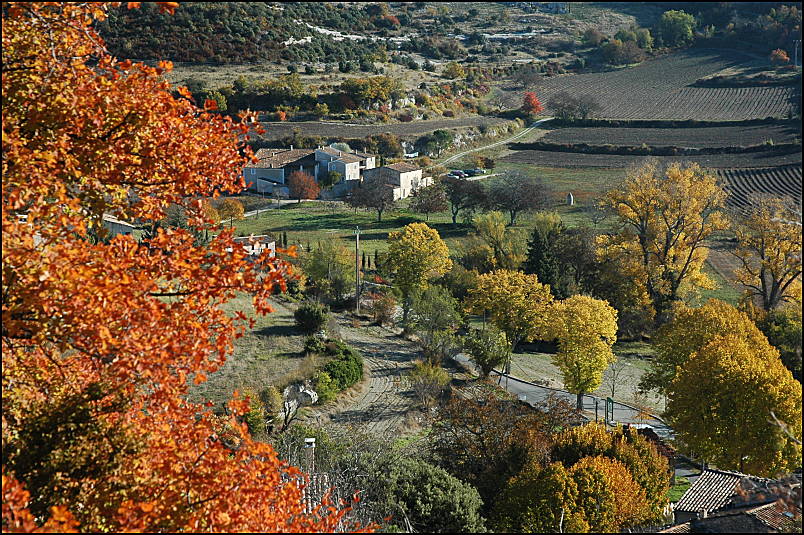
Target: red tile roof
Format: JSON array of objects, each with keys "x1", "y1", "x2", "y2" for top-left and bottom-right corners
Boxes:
[
  {"x1": 248, "y1": 148, "x2": 314, "y2": 169},
  {"x1": 675, "y1": 469, "x2": 771, "y2": 514},
  {"x1": 384, "y1": 162, "x2": 420, "y2": 173}
]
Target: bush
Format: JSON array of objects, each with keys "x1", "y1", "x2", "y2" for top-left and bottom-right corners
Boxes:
[
  {"x1": 259, "y1": 386, "x2": 283, "y2": 426},
  {"x1": 313, "y1": 371, "x2": 339, "y2": 404},
  {"x1": 407, "y1": 360, "x2": 450, "y2": 408},
  {"x1": 294, "y1": 302, "x2": 330, "y2": 334},
  {"x1": 242, "y1": 388, "x2": 266, "y2": 435},
  {"x1": 368, "y1": 292, "x2": 397, "y2": 326},
  {"x1": 322, "y1": 343, "x2": 363, "y2": 390},
  {"x1": 389, "y1": 458, "x2": 487, "y2": 533},
  {"x1": 304, "y1": 336, "x2": 327, "y2": 355}
]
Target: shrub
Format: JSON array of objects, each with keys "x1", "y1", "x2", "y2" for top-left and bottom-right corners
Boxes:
[
  {"x1": 407, "y1": 360, "x2": 450, "y2": 408},
  {"x1": 368, "y1": 292, "x2": 397, "y2": 326},
  {"x1": 242, "y1": 388, "x2": 266, "y2": 435},
  {"x1": 389, "y1": 458, "x2": 486, "y2": 533},
  {"x1": 322, "y1": 344, "x2": 363, "y2": 390},
  {"x1": 294, "y1": 302, "x2": 330, "y2": 334},
  {"x1": 304, "y1": 336, "x2": 327, "y2": 355},
  {"x1": 313, "y1": 371, "x2": 339, "y2": 404}
]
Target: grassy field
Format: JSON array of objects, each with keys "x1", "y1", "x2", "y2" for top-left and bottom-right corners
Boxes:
[{"x1": 186, "y1": 295, "x2": 320, "y2": 409}]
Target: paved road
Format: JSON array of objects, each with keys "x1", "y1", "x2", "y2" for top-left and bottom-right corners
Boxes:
[
  {"x1": 453, "y1": 353, "x2": 674, "y2": 440},
  {"x1": 440, "y1": 117, "x2": 553, "y2": 166}
]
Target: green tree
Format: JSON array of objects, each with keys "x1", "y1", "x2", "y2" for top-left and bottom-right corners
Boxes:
[
  {"x1": 524, "y1": 225, "x2": 563, "y2": 297},
  {"x1": 384, "y1": 223, "x2": 452, "y2": 327},
  {"x1": 302, "y1": 240, "x2": 355, "y2": 303},
  {"x1": 389, "y1": 457, "x2": 486, "y2": 533},
  {"x1": 666, "y1": 334, "x2": 801, "y2": 476},
  {"x1": 463, "y1": 326, "x2": 510, "y2": 378},
  {"x1": 656, "y1": 10, "x2": 696, "y2": 47},
  {"x1": 410, "y1": 285, "x2": 462, "y2": 349}
]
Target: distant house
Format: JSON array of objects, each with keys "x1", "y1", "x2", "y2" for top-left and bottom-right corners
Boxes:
[
  {"x1": 230, "y1": 235, "x2": 276, "y2": 259},
  {"x1": 314, "y1": 147, "x2": 364, "y2": 182},
  {"x1": 244, "y1": 147, "x2": 319, "y2": 195},
  {"x1": 362, "y1": 162, "x2": 432, "y2": 200},
  {"x1": 244, "y1": 146, "x2": 378, "y2": 195},
  {"x1": 102, "y1": 213, "x2": 137, "y2": 237}
]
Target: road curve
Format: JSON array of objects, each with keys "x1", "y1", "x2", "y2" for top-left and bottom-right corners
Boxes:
[{"x1": 440, "y1": 117, "x2": 553, "y2": 166}]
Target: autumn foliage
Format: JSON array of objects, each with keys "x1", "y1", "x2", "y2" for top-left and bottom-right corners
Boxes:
[
  {"x1": 287, "y1": 170, "x2": 320, "y2": 203},
  {"x1": 521, "y1": 91, "x2": 545, "y2": 116},
  {"x1": 2, "y1": 3, "x2": 360, "y2": 532}
]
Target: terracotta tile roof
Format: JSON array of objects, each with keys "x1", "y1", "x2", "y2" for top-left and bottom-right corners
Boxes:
[
  {"x1": 658, "y1": 522, "x2": 691, "y2": 533},
  {"x1": 675, "y1": 469, "x2": 770, "y2": 514},
  {"x1": 384, "y1": 162, "x2": 420, "y2": 173},
  {"x1": 317, "y1": 146, "x2": 364, "y2": 163},
  {"x1": 747, "y1": 502, "x2": 800, "y2": 531},
  {"x1": 248, "y1": 148, "x2": 314, "y2": 169}
]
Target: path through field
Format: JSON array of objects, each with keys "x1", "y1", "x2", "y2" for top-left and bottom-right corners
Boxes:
[
  {"x1": 300, "y1": 315, "x2": 433, "y2": 435},
  {"x1": 440, "y1": 117, "x2": 553, "y2": 166}
]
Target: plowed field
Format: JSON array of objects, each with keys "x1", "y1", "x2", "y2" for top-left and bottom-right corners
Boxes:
[
  {"x1": 716, "y1": 164, "x2": 803, "y2": 210},
  {"x1": 500, "y1": 149, "x2": 802, "y2": 169},
  {"x1": 542, "y1": 124, "x2": 800, "y2": 148},
  {"x1": 499, "y1": 50, "x2": 798, "y2": 120}
]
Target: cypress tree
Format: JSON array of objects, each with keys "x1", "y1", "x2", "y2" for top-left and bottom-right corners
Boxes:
[{"x1": 524, "y1": 227, "x2": 562, "y2": 297}]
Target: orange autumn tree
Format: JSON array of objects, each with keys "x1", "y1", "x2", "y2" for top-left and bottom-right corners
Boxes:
[{"x1": 2, "y1": 3, "x2": 362, "y2": 533}]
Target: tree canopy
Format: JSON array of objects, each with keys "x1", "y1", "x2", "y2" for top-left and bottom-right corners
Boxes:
[{"x1": 2, "y1": 3, "x2": 353, "y2": 531}]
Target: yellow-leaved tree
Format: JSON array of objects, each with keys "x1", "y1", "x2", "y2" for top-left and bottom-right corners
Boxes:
[
  {"x1": 546, "y1": 295, "x2": 618, "y2": 409},
  {"x1": 383, "y1": 222, "x2": 452, "y2": 326},
  {"x1": 640, "y1": 299, "x2": 775, "y2": 394},
  {"x1": 599, "y1": 160, "x2": 728, "y2": 326},
  {"x1": 666, "y1": 333, "x2": 802, "y2": 476},
  {"x1": 732, "y1": 195, "x2": 802, "y2": 312},
  {"x1": 464, "y1": 270, "x2": 554, "y2": 360}
]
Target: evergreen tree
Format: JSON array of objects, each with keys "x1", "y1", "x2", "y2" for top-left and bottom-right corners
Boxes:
[{"x1": 524, "y1": 227, "x2": 563, "y2": 297}]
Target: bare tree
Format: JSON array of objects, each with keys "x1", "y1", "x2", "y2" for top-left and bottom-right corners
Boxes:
[
  {"x1": 347, "y1": 178, "x2": 397, "y2": 221},
  {"x1": 584, "y1": 197, "x2": 610, "y2": 228},
  {"x1": 602, "y1": 358, "x2": 630, "y2": 399},
  {"x1": 488, "y1": 170, "x2": 551, "y2": 225}
]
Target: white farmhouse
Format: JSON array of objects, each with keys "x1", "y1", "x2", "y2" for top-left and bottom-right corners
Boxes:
[{"x1": 362, "y1": 162, "x2": 432, "y2": 200}]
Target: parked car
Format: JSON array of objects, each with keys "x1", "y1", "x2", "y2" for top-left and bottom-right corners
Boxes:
[
  {"x1": 452, "y1": 170, "x2": 468, "y2": 178},
  {"x1": 472, "y1": 168, "x2": 486, "y2": 175}
]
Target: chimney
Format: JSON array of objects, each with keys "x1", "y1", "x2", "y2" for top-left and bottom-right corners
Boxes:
[
  {"x1": 338, "y1": 151, "x2": 342, "y2": 156},
  {"x1": 304, "y1": 437, "x2": 316, "y2": 473}
]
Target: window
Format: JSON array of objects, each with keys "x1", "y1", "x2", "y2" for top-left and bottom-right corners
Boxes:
[{"x1": 250, "y1": 168, "x2": 255, "y2": 175}]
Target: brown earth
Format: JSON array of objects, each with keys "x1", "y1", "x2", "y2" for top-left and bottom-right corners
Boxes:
[
  {"x1": 500, "y1": 148, "x2": 802, "y2": 169},
  {"x1": 496, "y1": 49, "x2": 798, "y2": 120},
  {"x1": 541, "y1": 124, "x2": 800, "y2": 148}
]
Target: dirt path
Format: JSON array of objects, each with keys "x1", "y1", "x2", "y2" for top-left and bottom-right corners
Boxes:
[
  {"x1": 440, "y1": 117, "x2": 553, "y2": 166},
  {"x1": 300, "y1": 315, "x2": 424, "y2": 435}
]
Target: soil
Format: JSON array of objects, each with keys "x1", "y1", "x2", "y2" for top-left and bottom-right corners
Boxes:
[
  {"x1": 541, "y1": 124, "x2": 800, "y2": 148},
  {"x1": 495, "y1": 49, "x2": 798, "y2": 120},
  {"x1": 501, "y1": 148, "x2": 802, "y2": 169}
]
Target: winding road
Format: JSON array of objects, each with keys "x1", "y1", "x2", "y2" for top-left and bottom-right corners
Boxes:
[{"x1": 440, "y1": 117, "x2": 553, "y2": 166}]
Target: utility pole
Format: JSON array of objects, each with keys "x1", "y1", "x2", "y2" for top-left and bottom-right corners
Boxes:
[
  {"x1": 794, "y1": 40, "x2": 801, "y2": 68},
  {"x1": 354, "y1": 226, "x2": 360, "y2": 317}
]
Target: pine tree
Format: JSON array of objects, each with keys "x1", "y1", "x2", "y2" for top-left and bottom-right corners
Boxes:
[{"x1": 524, "y1": 227, "x2": 562, "y2": 297}]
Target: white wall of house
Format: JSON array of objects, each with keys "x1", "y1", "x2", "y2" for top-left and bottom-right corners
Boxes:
[{"x1": 245, "y1": 167, "x2": 285, "y2": 186}]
